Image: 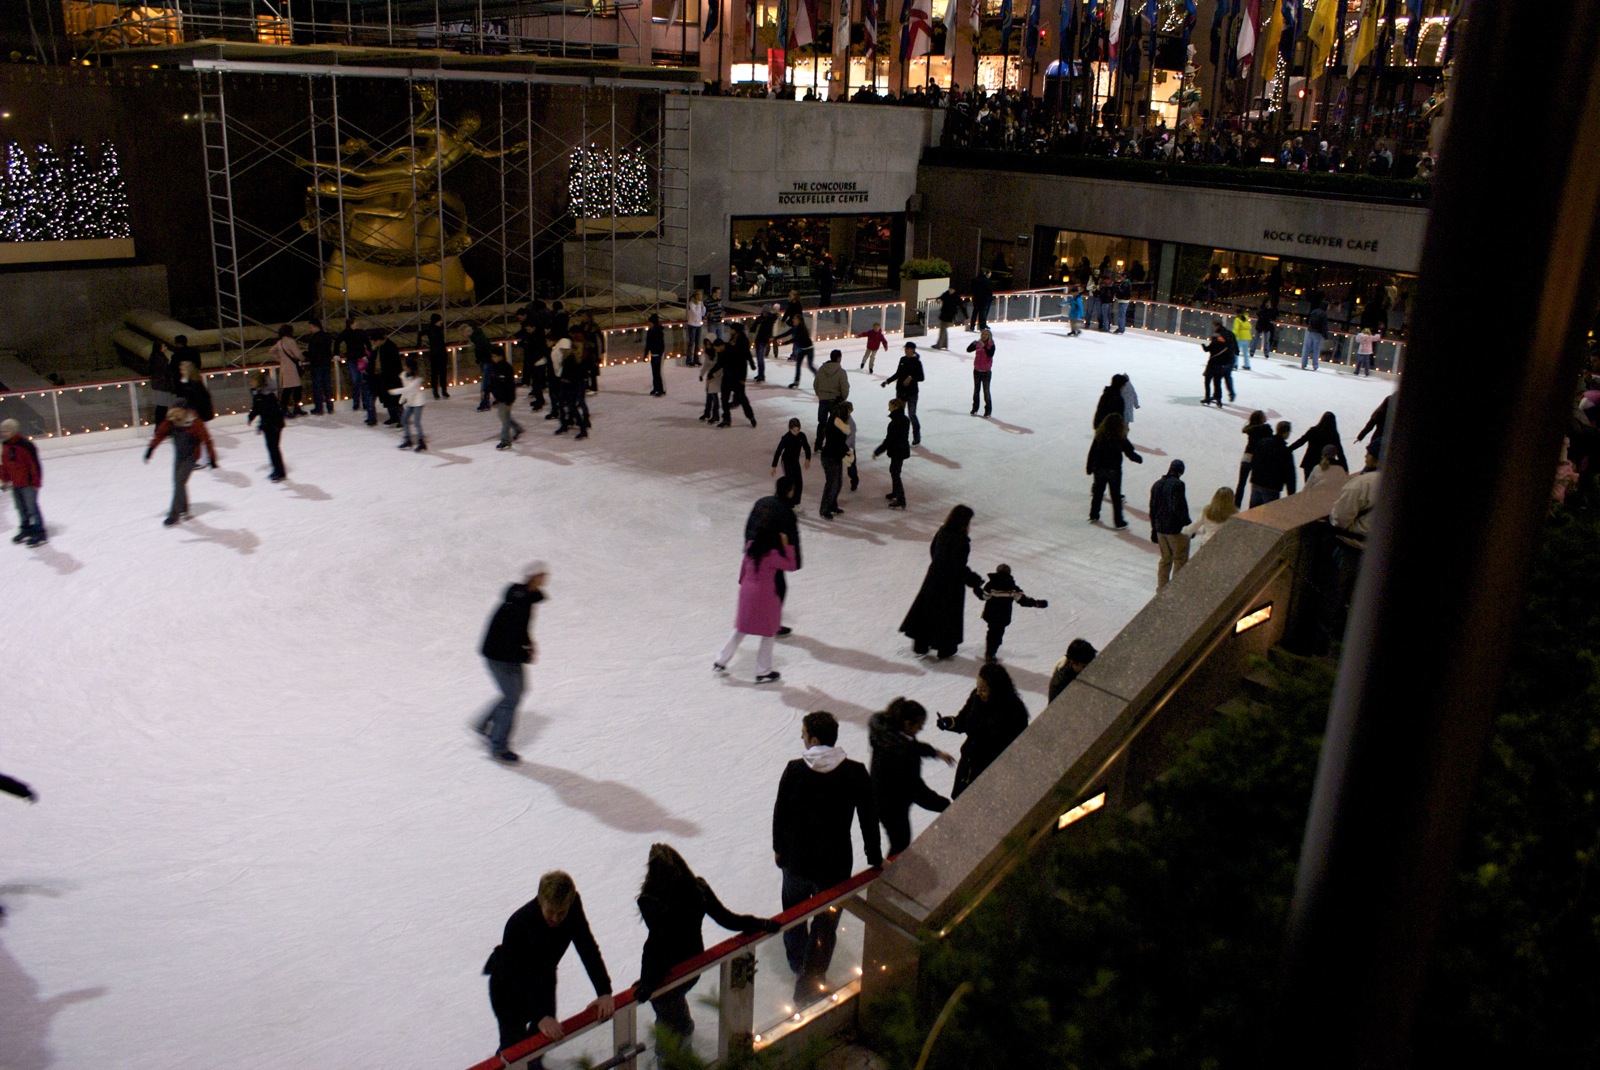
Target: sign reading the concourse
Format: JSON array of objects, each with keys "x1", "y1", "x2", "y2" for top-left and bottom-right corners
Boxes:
[{"x1": 778, "y1": 180, "x2": 872, "y2": 206}]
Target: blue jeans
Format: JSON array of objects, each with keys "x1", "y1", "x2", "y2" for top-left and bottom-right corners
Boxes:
[
  {"x1": 1249, "y1": 486, "x2": 1282, "y2": 508},
  {"x1": 402, "y1": 406, "x2": 423, "y2": 443},
  {"x1": 1239, "y1": 340, "x2": 1253, "y2": 369},
  {"x1": 1354, "y1": 351, "x2": 1372, "y2": 376},
  {"x1": 478, "y1": 363, "x2": 492, "y2": 404},
  {"x1": 754, "y1": 343, "x2": 768, "y2": 379},
  {"x1": 685, "y1": 325, "x2": 702, "y2": 365},
  {"x1": 11, "y1": 485, "x2": 43, "y2": 537},
  {"x1": 1115, "y1": 301, "x2": 1129, "y2": 331},
  {"x1": 1249, "y1": 333, "x2": 1263, "y2": 362},
  {"x1": 345, "y1": 361, "x2": 367, "y2": 411},
  {"x1": 479, "y1": 659, "x2": 524, "y2": 752},
  {"x1": 1300, "y1": 332, "x2": 1324, "y2": 370}
]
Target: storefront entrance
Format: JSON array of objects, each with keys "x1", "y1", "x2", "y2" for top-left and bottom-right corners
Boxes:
[{"x1": 730, "y1": 213, "x2": 905, "y2": 302}]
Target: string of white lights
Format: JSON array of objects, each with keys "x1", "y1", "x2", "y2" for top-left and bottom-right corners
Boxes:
[
  {"x1": 0, "y1": 139, "x2": 133, "y2": 242},
  {"x1": 566, "y1": 146, "x2": 654, "y2": 220}
]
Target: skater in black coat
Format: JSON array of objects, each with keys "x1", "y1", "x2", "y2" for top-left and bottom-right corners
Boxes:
[
  {"x1": 899, "y1": 504, "x2": 985, "y2": 658},
  {"x1": 937, "y1": 662, "x2": 1030, "y2": 797},
  {"x1": 484, "y1": 870, "x2": 615, "y2": 1054},
  {"x1": 1086, "y1": 413, "x2": 1143, "y2": 528},
  {"x1": 878, "y1": 343, "x2": 925, "y2": 445},
  {"x1": 976, "y1": 563, "x2": 1047, "y2": 662},
  {"x1": 1290, "y1": 412, "x2": 1348, "y2": 477},
  {"x1": 872, "y1": 398, "x2": 912, "y2": 508},
  {"x1": 771, "y1": 420, "x2": 812, "y2": 502},
  {"x1": 377, "y1": 337, "x2": 404, "y2": 426},
  {"x1": 1093, "y1": 375, "x2": 1129, "y2": 429},
  {"x1": 246, "y1": 371, "x2": 286, "y2": 482},
  {"x1": 634, "y1": 844, "x2": 777, "y2": 1040},
  {"x1": 868, "y1": 698, "x2": 953, "y2": 856}
]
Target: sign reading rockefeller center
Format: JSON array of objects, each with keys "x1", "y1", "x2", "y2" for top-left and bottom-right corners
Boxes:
[{"x1": 778, "y1": 180, "x2": 872, "y2": 206}]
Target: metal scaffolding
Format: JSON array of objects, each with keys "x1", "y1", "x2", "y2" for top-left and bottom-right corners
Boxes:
[{"x1": 164, "y1": 51, "x2": 696, "y2": 362}]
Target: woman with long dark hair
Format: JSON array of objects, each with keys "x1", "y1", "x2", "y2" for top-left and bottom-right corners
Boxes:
[
  {"x1": 899, "y1": 505, "x2": 985, "y2": 659},
  {"x1": 634, "y1": 843, "x2": 776, "y2": 1042},
  {"x1": 1289, "y1": 411, "x2": 1348, "y2": 478},
  {"x1": 1086, "y1": 412, "x2": 1143, "y2": 528},
  {"x1": 714, "y1": 526, "x2": 797, "y2": 683},
  {"x1": 938, "y1": 663, "x2": 1030, "y2": 797},
  {"x1": 868, "y1": 697, "x2": 953, "y2": 855}
]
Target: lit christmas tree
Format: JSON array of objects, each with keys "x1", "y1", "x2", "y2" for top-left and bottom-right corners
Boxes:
[
  {"x1": 567, "y1": 147, "x2": 654, "y2": 219},
  {"x1": 0, "y1": 140, "x2": 133, "y2": 242}
]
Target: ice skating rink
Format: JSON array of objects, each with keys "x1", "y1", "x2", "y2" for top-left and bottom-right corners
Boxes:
[{"x1": 0, "y1": 322, "x2": 1392, "y2": 1069}]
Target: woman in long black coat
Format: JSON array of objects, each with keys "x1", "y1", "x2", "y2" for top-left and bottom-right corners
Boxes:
[
  {"x1": 1289, "y1": 411, "x2": 1348, "y2": 478},
  {"x1": 899, "y1": 504, "x2": 985, "y2": 658},
  {"x1": 634, "y1": 843, "x2": 776, "y2": 1041},
  {"x1": 940, "y1": 663, "x2": 1030, "y2": 797}
]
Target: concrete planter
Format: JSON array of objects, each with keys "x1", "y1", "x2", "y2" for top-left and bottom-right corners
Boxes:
[{"x1": 900, "y1": 276, "x2": 947, "y2": 337}]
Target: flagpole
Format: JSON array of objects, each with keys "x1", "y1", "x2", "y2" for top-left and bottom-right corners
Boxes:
[{"x1": 718, "y1": 1, "x2": 726, "y2": 89}]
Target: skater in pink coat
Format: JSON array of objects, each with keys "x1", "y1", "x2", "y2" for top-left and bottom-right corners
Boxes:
[{"x1": 714, "y1": 528, "x2": 798, "y2": 683}]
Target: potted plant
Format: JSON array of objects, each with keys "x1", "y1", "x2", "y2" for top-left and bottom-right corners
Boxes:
[{"x1": 900, "y1": 257, "x2": 951, "y2": 337}]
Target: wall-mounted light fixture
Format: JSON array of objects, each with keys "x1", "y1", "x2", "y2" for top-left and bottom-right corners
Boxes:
[
  {"x1": 1235, "y1": 603, "x2": 1273, "y2": 634},
  {"x1": 1057, "y1": 792, "x2": 1106, "y2": 831}
]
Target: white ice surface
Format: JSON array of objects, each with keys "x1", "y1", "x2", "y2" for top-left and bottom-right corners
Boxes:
[{"x1": 0, "y1": 323, "x2": 1392, "y2": 1070}]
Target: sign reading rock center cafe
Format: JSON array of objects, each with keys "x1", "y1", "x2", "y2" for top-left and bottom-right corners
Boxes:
[
  {"x1": 778, "y1": 180, "x2": 872, "y2": 206},
  {"x1": 1261, "y1": 227, "x2": 1381, "y2": 254}
]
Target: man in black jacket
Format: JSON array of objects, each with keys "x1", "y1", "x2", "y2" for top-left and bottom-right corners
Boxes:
[
  {"x1": 1201, "y1": 321, "x2": 1235, "y2": 406},
  {"x1": 484, "y1": 869, "x2": 615, "y2": 1056},
  {"x1": 421, "y1": 313, "x2": 450, "y2": 400},
  {"x1": 303, "y1": 320, "x2": 336, "y2": 414},
  {"x1": 1248, "y1": 421, "x2": 1297, "y2": 507},
  {"x1": 1149, "y1": 460, "x2": 1192, "y2": 590},
  {"x1": 772, "y1": 711, "x2": 882, "y2": 1004},
  {"x1": 933, "y1": 286, "x2": 963, "y2": 350},
  {"x1": 969, "y1": 271, "x2": 994, "y2": 332},
  {"x1": 489, "y1": 348, "x2": 523, "y2": 450},
  {"x1": 476, "y1": 563, "x2": 546, "y2": 762}
]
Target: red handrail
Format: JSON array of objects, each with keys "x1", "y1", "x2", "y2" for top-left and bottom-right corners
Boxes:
[{"x1": 472, "y1": 866, "x2": 882, "y2": 1069}]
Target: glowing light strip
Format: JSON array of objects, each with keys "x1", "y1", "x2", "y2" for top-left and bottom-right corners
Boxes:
[
  {"x1": 1057, "y1": 792, "x2": 1106, "y2": 830},
  {"x1": 1235, "y1": 603, "x2": 1273, "y2": 634}
]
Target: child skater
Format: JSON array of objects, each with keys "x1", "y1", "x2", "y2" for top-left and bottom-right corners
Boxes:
[
  {"x1": 872, "y1": 397, "x2": 911, "y2": 509},
  {"x1": 391, "y1": 354, "x2": 428, "y2": 451},
  {"x1": 770, "y1": 418, "x2": 812, "y2": 502},
  {"x1": 857, "y1": 321, "x2": 888, "y2": 373},
  {"x1": 978, "y1": 563, "x2": 1048, "y2": 663},
  {"x1": 698, "y1": 336, "x2": 723, "y2": 423}
]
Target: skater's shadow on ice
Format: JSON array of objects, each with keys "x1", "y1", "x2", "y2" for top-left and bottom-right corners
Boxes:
[
  {"x1": 1246, "y1": 367, "x2": 1287, "y2": 380},
  {"x1": 0, "y1": 935, "x2": 106, "y2": 1070},
  {"x1": 910, "y1": 447, "x2": 960, "y2": 470},
  {"x1": 181, "y1": 519, "x2": 261, "y2": 556},
  {"x1": 425, "y1": 448, "x2": 475, "y2": 467},
  {"x1": 781, "y1": 634, "x2": 923, "y2": 677},
  {"x1": 777, "y1": 684, "x2": 877, "y2": 727},
  {"x1": 27, "y1": 545, "x2": 85, "y2": 574},
  {"x1": 984, "y1": 418, "x2": 1033, "y2": 435},
  {"x1": 283, "y1": 480, "x2": 332, "y2": 501},
  {"x1": 210, "y1": 467, "x2": 251, "y2": 489},
  {"x1": 513, "y1": 762, "x2": 700, "y2": 836},
  {"x1": 1116, "y1": 529, "x2": 1159, "y2": 554}
]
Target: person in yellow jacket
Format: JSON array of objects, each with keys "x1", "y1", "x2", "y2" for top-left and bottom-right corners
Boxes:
[{"x1": 1231, "y1": 310, "x2": 1255, "y2": 370}]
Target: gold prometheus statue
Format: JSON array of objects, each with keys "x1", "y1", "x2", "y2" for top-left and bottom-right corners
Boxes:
[{"x1": 297, "y1": 85, "x2": 528, "y2": 305}]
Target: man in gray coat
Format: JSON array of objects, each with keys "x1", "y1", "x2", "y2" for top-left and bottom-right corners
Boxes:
[{"x1": 812, "y1": 349, "x2": 850, "y2": 445}]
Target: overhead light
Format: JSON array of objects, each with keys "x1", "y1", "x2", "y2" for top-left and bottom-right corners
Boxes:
[{"x1": 1057, "y1": 792, "x2": 1106, "y2": 830}]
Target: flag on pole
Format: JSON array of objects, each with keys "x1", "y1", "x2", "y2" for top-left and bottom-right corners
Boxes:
[
  {"x1": 795, "y1": 0, "x2": 819, "y2": 46},
  {"x1": 1000, "y1": 0, "x2": 1014, "y2": 51},
  {"x1": 1025, "y1": 0, "x2": 1041, "y2": 57},
  {"x1": 1402, "y1": 0, "x2": 1422, "y2": 59},
  {"x1": 1209, "y1": 0, "x2": 1227, "y2": 62},
  {"x1": 835, "y1": 0, "x2": 852, "y2": 67},
  {"x1": 1182, "y1": 0, "x2": 1196, "y2": 45},
  {"x1": 1304, "y1": 0, "x2": 1336, "y2": 71},
  {"x1": 1345, "y1": 0, "x2": 1377, "y2": 75},
  {"x1": 704, "y1": 0, "x2": 720, "y2": 41},
  {"x1": 864, "y1": 0, "x2": 879, "y2": 49},
  {"x1": 1278, "y1": 0, "x2": 1300, "y2": 72},
  {"x1": 1257, "y1": 0, "x2": 1282, "y2": 79},
  {"x1": 966, "y1": 0, "x2": 980, "y2": 36},
  {"x1": 1106, "y1": 0, "x2": 1126, "y2": 59},
  {"x1": 1059, "y1": 0, "x2": 1076, "y2": 61},
  {"x1": 905, "y1": 0, "x2": 935, "y2": 57},
  {"x1": 746, "y1": 0, "x2": 757, "y2": 39},
  {"x1": 777, "y1": 0, "x2": 791, "y2": 50},
  {"x1": 1236, "y1": 0, "x2": 1261, "y2": 69}
]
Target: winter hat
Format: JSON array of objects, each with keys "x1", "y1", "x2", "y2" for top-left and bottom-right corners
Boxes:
[
  {"x1": 523, "y1": 560, "x2": 549, "y2": 579},
  {"x1": 1321, "y1": 444, "x2": 1340, "y2": 460},
  {"x1": 1168, "y1": 460, "x2": 1186, "y2": 476},
  {"x1": 0, "y1": 419, "x2": 18, "y2": 438}
]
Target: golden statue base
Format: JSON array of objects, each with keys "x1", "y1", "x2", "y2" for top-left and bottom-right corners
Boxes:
[{"x1": 320, "y1": 250, "x2": 476, "y2": 305}]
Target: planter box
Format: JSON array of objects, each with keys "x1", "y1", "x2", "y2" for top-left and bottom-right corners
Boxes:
[{"x1": 900, "y1": 276, "x2": 947, "y2": 338}]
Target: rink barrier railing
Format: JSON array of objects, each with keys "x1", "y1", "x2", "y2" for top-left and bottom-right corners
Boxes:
[
  {"x1": 0, "y1": 291, "x2": 1396, "y2": 441},
  {"x1": 464, "y1": 867, "x2": 883, "y2": 1070},
  {"x1": 913, "y1": 288, "x2": 1407, "y2": 374},
  {"x1": 0, "y1": 298, "x2": 909, "y2": 440}
]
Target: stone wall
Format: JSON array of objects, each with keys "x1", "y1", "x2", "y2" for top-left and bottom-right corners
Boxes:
[{"x1": 918, "y1": 164, "x2": 1431, "y2": 288}]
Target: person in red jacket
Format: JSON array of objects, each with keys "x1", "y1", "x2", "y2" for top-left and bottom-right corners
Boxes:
[
  {"x1": 0, "y1": 419, "x2": 46, "y2": 546},
  {"x1": 144, "y1": 406, "x2": 218, "y2": 527}
]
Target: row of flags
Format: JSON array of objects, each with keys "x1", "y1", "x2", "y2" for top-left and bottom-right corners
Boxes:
[{"x1": 710, "y1": 0, "x2": 1445, "y2": 69}]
